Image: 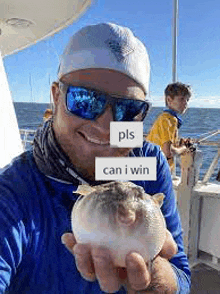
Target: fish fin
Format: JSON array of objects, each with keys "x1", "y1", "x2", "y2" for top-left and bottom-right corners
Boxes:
[
  {"x1": 152, "y1": 193, "x2": 164, "y2": 208},
  {"x1": 73, "y1": 185, "x2": 95, "y2": 196}
]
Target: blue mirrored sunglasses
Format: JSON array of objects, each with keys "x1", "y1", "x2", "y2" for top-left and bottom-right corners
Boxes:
[{"x1": 64, "y1": 85, "x2": 151, "y2": 122}]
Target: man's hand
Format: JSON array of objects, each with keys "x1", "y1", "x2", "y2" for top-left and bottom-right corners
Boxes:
[{"x1": 61, "y1": 230, "x2": 178, "y2": 293}]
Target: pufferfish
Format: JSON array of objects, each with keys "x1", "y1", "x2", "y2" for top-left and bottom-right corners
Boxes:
[{"x1": 71, "y1": 181, "x2": 167, "y2": 267}]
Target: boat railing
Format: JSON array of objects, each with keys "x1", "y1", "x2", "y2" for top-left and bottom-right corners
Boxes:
[
  {"x1": 172, "y1": 132, "x2": 220, "y2": 271},
  {"x1": 19, "y1": 129, "x2": 36, "y2": 150},
  {"x1": 172, "y1": 129, "x2": 220, "y2": 182},
  {"x1": 196, "y1": 130, "x2": 220, "y2": 184}
]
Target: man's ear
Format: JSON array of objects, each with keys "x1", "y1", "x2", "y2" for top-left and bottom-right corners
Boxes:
[{"x1": 51, "y1": 82, "x2": 60, "y2": 106}]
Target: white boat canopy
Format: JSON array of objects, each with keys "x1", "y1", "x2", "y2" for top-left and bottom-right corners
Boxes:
[
  {"x1": 0, "y1": 0, "x2": 91, "y2": 169},
  {"x1": 0, "y1": 0, "x2": 91, "y2": 57}
]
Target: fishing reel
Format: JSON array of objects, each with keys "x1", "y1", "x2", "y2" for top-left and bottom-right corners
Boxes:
[{"x1": 179, "y1": 137, "x2": 197, "y2": 152}]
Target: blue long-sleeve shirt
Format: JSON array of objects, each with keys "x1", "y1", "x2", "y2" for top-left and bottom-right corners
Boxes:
[{"x1": 0, "y1": 142, "x2": 191, "y2": 293}]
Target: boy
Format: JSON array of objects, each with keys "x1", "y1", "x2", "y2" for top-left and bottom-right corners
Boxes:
[{"x1": 146, "y1": 82, "x2": 192, "y2": 172}]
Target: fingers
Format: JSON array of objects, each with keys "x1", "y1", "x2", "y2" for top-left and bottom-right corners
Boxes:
[
  {"x1": 126, "y1": 252, "x2": 151, "y2": 292},
  {"x1": 159, "y1": 230, "x2": 178, "y2": 259},
  {"x1": 61, "y1": 234, "x2": 164, "y2": 293},
  {"x1": 73, "y1": 244, "x2": 96, "y2": 282},
  {"x1": 74, "y1": 244, "x2": 121, "y2": 292},
  {"x1": 91, "y1": 247, "x2": 121, "y2": 293},
  {"x1": 61, "y1": 233, "x2": 121, "y2": 292},
  {"x1": 61, "y1": 234, "x2": 96, "y2": 282},
  {"x1": 61, "y1": 233, "x2": 77, "y2": 253}
]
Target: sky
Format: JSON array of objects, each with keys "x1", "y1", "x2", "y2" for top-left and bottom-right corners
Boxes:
[{"x1": 3, "y1": 0, "x2": 220, "y2": 108}]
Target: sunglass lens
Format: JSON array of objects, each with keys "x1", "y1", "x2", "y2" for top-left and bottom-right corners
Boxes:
[
  {"x1": 66, "y1": 86, "x2": 149, "y2": 122},
  {"x1": 91, "y1": 93, "x2": 107, "y2": 118},
  {"x1": 114, "y1": 100, "x2": 148, "y2": 121},
  {"x1": 66, "y1": 88, "x2": 106, "y2": 120}
]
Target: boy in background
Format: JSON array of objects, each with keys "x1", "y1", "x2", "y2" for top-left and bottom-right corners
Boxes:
[{"x1": 146, "y1": 82, "x2": 192, "y2": 172}]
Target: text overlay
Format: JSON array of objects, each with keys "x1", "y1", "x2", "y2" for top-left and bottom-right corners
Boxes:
[
  {"x1": 95, "y1": 157, "x2": 156, "y2": 181},
  {"x1": 110, "y1": 122, "x2": 143, "y2": 148}
]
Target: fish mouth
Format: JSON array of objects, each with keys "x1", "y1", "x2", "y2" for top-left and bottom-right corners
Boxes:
[{"x1": 78, "y1": 131, "x2": 110, "y2": 145}]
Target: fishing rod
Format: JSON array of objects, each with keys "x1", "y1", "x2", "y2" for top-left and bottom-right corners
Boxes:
[{"x1": 195, "y1": 129, "x2": 220, "y2": 144}]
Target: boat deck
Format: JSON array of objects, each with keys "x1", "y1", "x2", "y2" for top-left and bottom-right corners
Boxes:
[{"x1": 191, "y1": 263, "x2": 220, "y2": 293}]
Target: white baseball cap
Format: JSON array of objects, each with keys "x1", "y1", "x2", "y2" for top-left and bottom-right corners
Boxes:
[{"x1": 58, "y1": 23, "x2": 150, "y2": 94}]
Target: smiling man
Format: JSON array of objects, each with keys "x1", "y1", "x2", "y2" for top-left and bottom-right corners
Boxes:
[
  {"x1": 52, "y1": 69, "x2": 146, "y2": 181},
  {"x1": 0, "y1": 23, "x2": 190, "y2": 293}
]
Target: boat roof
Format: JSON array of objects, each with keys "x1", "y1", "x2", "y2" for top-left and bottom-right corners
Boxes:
[{"x1": 0, "y1": 0, "x2": 91, "y2": 57}]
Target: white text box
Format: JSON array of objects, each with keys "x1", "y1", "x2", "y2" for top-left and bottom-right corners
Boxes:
[
  {"x1": 110, "y1": 122, "x2": 143, "y2": 148},
  {"x1": 95, "y1": 157, "x2": 156, "y2": 181}
]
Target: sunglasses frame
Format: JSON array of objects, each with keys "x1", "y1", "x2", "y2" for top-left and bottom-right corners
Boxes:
[{"x1": 59, "y1": 82, "x2": 151, "y2": 122}]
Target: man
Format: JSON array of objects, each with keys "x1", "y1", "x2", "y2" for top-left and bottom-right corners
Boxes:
[
  {"x1": 0, "y1": 23, "x2": 190, "y2": 293},
  {"x1": 43, "y1": 108, "x2": 53, "y2": 122},
  {"x1": 146, "y1": 82, "x2": 192, "y2": 172}
]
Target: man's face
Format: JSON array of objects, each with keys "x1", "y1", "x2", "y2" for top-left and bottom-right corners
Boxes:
[
  {"x1": 52, "y1": 69, "x2": 145, "y2": 181},
  {"x1": 167, "y1": 95, "x2": 189, "y2": 114}
]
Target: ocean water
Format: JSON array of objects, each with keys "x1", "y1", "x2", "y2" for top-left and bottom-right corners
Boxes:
[{"x1": 14, "y1": 102, "x2": 220, "y2": 183}]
